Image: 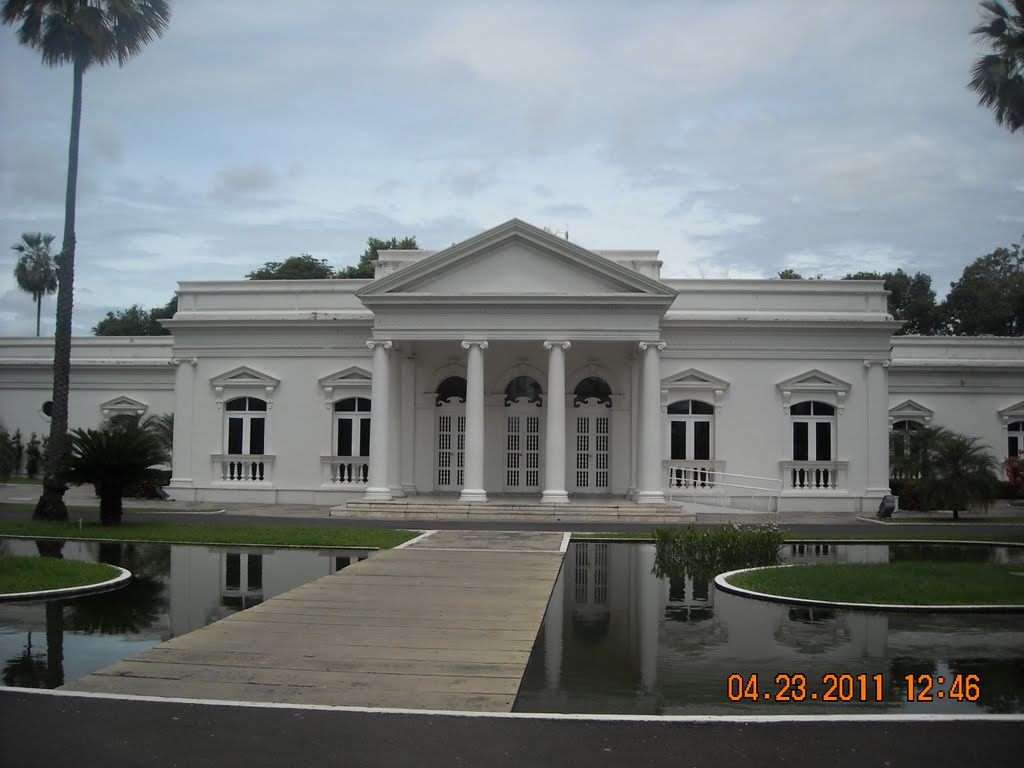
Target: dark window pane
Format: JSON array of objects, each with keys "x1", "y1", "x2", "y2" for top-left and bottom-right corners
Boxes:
[
  {"x1": 362, "y1": 418, "x2": 371, "y2": 457},
  {"x1": 248, "y1": 398, "x2": 267, "y2": 412},
  {"x1": 813, "y1": 402, "x2": 835, "y2": 416},
  {"x1": 225, "y1": 553, "x2": 240, "y2": 590},
  {"x1": 790, "y1": 402, "x2": 812, "y2": 416},
  {"x1": 225, "y1": 398, "x2": 247, "y2": 412},
  {"x1": 247, "y1": 555, "x2": 263, "y2": 590},
  {"x1": 573, "y1": 377, "x2": 612, "y2": 407},
  {"x1": 815, "y1": 422, "x2": 831, "y2": 460},
  {"x1": 249, "y1": 418, "x2": 265, "y2": 454},
  {"x1": 335, "y1": 399, "x2": 356, "y2": 412},
  {"x1": 691, "y1": 400, "x2": 714, "y2": 415},
  {"x1": 338, "y1": 418, "x2": 353, "y2": 456},
  {"x1": 436, "y1": 376, "x2": 467, "y2": 405},
  {"x1": 670, "y1": 421, "x2": 686, "y2": 460},
  {"x1": 692, "y1": 579, "x2": 709, "y2": 601},
  {"x1": 357, "y1": 397, "x2": 371, "y2": 412},
  {"x1": 793, "y1": 422, "x2": 808, "y2": 461},
  {"x1": 667, "y1": 401, "x2": 689, "y2": 415},
  {"x1": 505, "y1": 376, "x2": 543, "y2": 405},
  {"x1": 228, "y1": 418, "x2": 243, "y2": 454},
  {"x1": 1010, "y1": 421, "x2": 1024, "y2": 431},
  {"x1": 1010, "y1": 436, "x2": 1019, "y2": 458},
  {"x1": 694, "y1": 421, "x2": 711, "y2": 460}
]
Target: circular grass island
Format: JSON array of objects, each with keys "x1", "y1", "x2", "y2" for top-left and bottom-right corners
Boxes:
[
  {"x1": 717, "y1": 562, "x2": 1024, "y2": 612},
  {"x1": 0, "y1": 554, "x2": 131, "y2": 602}
]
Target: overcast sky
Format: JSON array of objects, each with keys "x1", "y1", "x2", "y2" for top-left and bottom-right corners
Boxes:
[{"x1": 1, "y1": 0, "x2": 1021, "y2": 336}]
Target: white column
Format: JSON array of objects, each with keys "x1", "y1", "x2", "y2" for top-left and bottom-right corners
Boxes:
[
  {"x1": 542, "y1": 340, "x2": 570, "y2": 502},
  {"x1": 400, "y1": 353, "x2": 417, "y2": 495},
  {"x1": 460, "y1": 340, "x2": 488, "y2": 502},
  {"x1": 168, "y1": 357, "x2": 195, "y2": 494},
  {"x1": 388, "y1": 348, "x2": 405, "y2": 498},
  {"x1": 364, "y1": 339, "x2": 392, "y2": 501},
  {"x1": 865, "y1": 359, "x2": 892, "y2": 499},
  {"x1": 636, "y1": 340, "x2": 667, "y2": 503}
]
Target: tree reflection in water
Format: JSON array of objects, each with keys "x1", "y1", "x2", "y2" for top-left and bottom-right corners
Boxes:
[{"x1": 66, "y1": 541, "x2": 168, "y2": 635}]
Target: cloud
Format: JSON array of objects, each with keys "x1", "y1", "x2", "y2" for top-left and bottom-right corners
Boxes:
[{"x1": 210, "y1": 163, "x2": 278, "y2": 202}]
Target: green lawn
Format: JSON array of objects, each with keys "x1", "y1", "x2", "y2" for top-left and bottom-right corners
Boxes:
[
  {"x1": 0, "y1": 554, "x2": 120, "y2": 594},
  {"x1": 0, "y1": 519, "x2": 418, "y2": 549},
  {"x1": 727, "y1": 562, "x2": 1024, "y2": 605}
]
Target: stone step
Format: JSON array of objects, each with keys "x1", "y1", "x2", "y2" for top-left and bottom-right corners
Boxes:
[{"x1": 333, "y1": 500, "x2": 695, "y2": 523}]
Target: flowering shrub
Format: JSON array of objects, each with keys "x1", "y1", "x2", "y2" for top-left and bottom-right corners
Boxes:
[{"x1": 1005, "y1": 456, "x2": 1024, "y2": 497}]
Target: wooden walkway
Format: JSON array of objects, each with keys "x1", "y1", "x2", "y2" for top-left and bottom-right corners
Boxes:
[{"x1": 61, "y1": 530, "x2": 567, "y2": 711}]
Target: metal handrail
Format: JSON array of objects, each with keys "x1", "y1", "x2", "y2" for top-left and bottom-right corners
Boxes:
[{"x1": 665, "y1": 464, "x2": 782, "y2": 515}]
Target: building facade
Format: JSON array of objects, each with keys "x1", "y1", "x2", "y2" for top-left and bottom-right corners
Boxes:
[{"x1": 1, "y1": 220, "x2": 1021, "y2": 514}]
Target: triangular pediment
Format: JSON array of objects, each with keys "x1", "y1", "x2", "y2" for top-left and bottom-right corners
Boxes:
[
  {"x1": 210, "y1": 365, "x2": 280, "y2": 389},
  {"x1": 357, "y1": 219, "x2": 676, "y2": 301},
  {"x1": 776, "y1": 369, "x2": 851, "y2": 393},
  {"x1": 999, "y1": 400, "x2": 1024, "y2": 419},
  {"x1": 99, "y1": 395, "x2": 148, "y2": 415},
  {"x1": 889, "y1": 399, "x2": 934, "y2": 418},
  {"x1": 319, "y1": 366, "x2": 372, "y2": 388},
  {"x1": 662, "y1": 368, "x2": 730, "y2": 391}
]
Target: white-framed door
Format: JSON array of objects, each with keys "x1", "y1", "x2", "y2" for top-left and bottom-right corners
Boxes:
[
  {"x1": 504, "y1": 411, "x2": 542, "y2": 492},
  {"x1": 573, "y1": 405, "x2": 610, "y2": 494},
  {"x1": 435, "y1": 403, "x2": 465, "y2": 491}
]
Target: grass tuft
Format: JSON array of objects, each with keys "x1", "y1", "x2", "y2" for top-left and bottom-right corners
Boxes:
[{"x1": 0, "y1": 555, "x2": 120, "y2": 594}]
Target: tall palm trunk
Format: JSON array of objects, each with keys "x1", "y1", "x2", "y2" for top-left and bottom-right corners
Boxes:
[
  {"x1": 35, "y1": 295, "x2": 42, "y2": 336},
  {"x1": 34, "y1": 60, "x2": 82, "y2": 522}
]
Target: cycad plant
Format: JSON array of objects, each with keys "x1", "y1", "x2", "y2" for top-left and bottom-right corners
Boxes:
[
  {"x1": 890, "y1": 426, "x2": 1000, "y2": 519},
  {"x1": 64, "y1": 419, "x2": 166, "y2": 526}
]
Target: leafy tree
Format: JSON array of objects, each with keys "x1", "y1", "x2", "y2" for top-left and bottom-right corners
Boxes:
[
  {"x1": 25, "y1": 433, "x2": 41, "y2": 478},
  {"x1": 63, "y1": 419, "x2": 166, "y2": 526},
  {"x1": 969, "y1": 0, "x2": 1024, "y2": 134},
  {"x1": 11, "y1": 232, "x2": 58, "y2": 336},
  {"x1": 776, "y1": 268, "x2": 803, "y2": 280},
  {"x1": 2, "y1": 0, "x2": 171, "y2": 522},
  {"x1": 337, "y1": 236, "x2": 418, "y2": 279},
  {"x1": 890, "y1": 426, "x2": 1000, "y2": 519},
  {"x1": 246, "y1": 253, "x2": 334, "y2": 280},
  {"x1": 844, "y1": 269, "x2": 940, "y2": 335},
  {"x1": 942, "y1": 244, "x2": 1024, "y2": 335},
  {"x1": 92, "y1": 295, "x2": 176, "y2": 336},
  {"x1": 11, "y1": 429, "x2": 24, "y2": 476},
  {"x1": 0, "y1": 427, "x2": 15, "y2": 483}
]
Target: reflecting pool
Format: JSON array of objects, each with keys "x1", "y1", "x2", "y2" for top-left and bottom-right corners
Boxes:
[
  {"x1": 513, "y1": 541, "x2": 1024, "y2": 715},
  {"x1": 0, "y1": 538, "x2": 373, "y2": 689}
]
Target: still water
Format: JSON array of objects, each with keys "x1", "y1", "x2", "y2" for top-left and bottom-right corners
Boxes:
[
  {"x1": 0, "y1": 538, "x2": 373, "y2": 689},
  {"x1": 513, "y1": 541, "x2": 1024, "y2": 715}
]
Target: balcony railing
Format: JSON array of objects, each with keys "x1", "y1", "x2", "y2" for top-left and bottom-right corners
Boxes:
[
  {"x1": 780, "y1": 461, "x2": 849, "y2": 491},
  {"x1": 212, "y1": 454, "x2": 274, "y2": 483},
  {"x1": 321, "y1": 456, "x2": 370, "y2": 486},
  {"x1": 664, "y1": 460, "x2": 726, "y2": 490}
]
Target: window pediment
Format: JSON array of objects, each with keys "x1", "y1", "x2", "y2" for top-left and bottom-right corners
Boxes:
[
  {"x1": 99, "y1": 395, "x2": 148, "y2": 417},
  {"x1": 999, "y1": 400, "x2": 1024, "y2": 425},
  {"x1": 319, "y1": 366, "x2": 372, "y2": 409},
  {"x1": 777, "y1": 369, "x2": 850, "y2": 415},
  {"x1": 211, "y1": 366, "x2": 280, "y2": 409},
  {"x1": 889, "y1": 399, "x2": 933, "y2": 426},
  {"x1": 662, "y1": 368, "x2": 729, "y2": 412}
]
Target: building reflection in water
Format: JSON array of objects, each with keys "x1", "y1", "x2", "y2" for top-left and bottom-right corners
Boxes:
[{"x1": 517, "y1": 541, "x2": 1024, "y2": 715}]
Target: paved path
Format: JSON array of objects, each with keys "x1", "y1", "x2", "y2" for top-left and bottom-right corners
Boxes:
[{"x1": 61, "y1": 530, "x2": 567, "y2": 711}]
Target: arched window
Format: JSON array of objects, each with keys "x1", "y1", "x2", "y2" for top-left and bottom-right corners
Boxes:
[
  {"x1": 436, "y1": 376, "x2": 467, "y2": 406},
  {"x1": 1009, "y1": 421, "x2": 1024, "y2": 458},
  {"x1": 791, "y1": 400, "x2": 835, "y2": 461},
  {"x1": 667, "y1": 399, "x2": 714, "y2": 460},
  {"x1": 504, "y1": 376, "x2": 543, "y2": 406},
  {"x1": 573, "y1": 377, "x2": 612, "y2": 408},
  {"x1": 224, "y1": 397, "x2": 267, "y2": 455},
  {"x1": 334, "y1": 397, "x2": 371, "y2": 458}
]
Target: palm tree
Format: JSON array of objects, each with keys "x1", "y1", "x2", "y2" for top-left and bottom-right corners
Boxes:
[
  {"x1": 11, "y1": 232, "x2": 58, "y2": 336},
  {"x1": 64, "y1": 419, "x2": 166, "y2": 526},
  {"x1": 969, "y1": 0, "x2": 1024, "y2": 134},
  {"x1": 1, "y1": 1, "x2": 171, "y2": 521}
]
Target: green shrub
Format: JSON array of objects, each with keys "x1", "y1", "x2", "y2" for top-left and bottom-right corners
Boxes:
[
  {"x1": 25, "y1": 433, "x2": 41, "y2": 478},
  {"x1": 653, "y1": 523, "x2": 785, "y2": 582}
]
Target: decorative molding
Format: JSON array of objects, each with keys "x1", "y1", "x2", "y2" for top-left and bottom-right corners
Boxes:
[
  {"x1": 319, "y1": 365, "x2": 372, "y2": 409},
  {"x1": 210, "y1": 365, "x2": 280, "y2": 409},
  {"x1": 998, "y1": 399, "x2": 1024, "y2": 428},
  {"x1": 366, "y1": 339, "x2": 393, "y2": 350},
  {"x1": 543, "y1": 340, "x2": 571, "y2": 350},
  {"x1": 461, "y1": 339, "x2": 489, "y2": 350},
  {"x1": 888, "y1": 398, "x2": 934, "y2": 427},
  {"x1": 638, "y1": 340, "x2": 667, "y2": 351},
  {"x1": 99, "y1": 395, "x2": 148, "y2": 418},
  {"x1": 777, "y1": 368, "x2": 851, "y2": 415}
]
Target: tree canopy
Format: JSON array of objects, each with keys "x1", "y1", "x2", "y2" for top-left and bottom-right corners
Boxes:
[
  {"x1": 11, "y1": 231, "x2": 58, "y2": 336},
  {"x1": 969, "y1": 0, "x2": 1024, "y2": 134},
  {"x1": 337, "y1": 236, "x2": 419, "y2": 279},
  {"x1": 942, "y1": 244, "x2": 1024, "y2": 335},
  {"x1": 246, "y1": 253, "x2": 335, "y2": 280},
  {"x1": 843, "y1": 269, "x2": 940, "y2": 335},
  {"x1": 93, "y1": 296, "x2": 176, "y2": 336}
]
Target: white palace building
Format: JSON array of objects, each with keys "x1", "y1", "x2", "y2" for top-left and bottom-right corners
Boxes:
[{"x1": 1, "y1": 219, "x2": 1022, "y2": 516}]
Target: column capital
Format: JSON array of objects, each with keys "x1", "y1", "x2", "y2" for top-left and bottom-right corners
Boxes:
[
  {"x1": 638, "y1": 340, "x2": 666, "y2": 352},
  {"x1": 366, "y1": 339, "x2": 393, "y2": 350},
  {"x1": 543, "y1": 340, "x2": 571, "y2": 350},
  {"x1": 461, "y1": 339, "x2": 489, "y2": 350}
]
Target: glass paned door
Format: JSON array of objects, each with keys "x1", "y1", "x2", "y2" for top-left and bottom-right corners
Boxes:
[
  {"x1": 436, "y1": 407, "x2": 465, "y2": 490},
  {"x1": 505, "y1": 414, "x2": 541, "y2": 491},
  {"x1": 574, "y1": 408, "x2": 610, "y2": 493}
]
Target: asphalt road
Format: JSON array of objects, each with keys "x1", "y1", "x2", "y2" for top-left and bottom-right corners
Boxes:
[{"x1": 1, "y1": 690, "x2": 1020, "y2": 768}]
